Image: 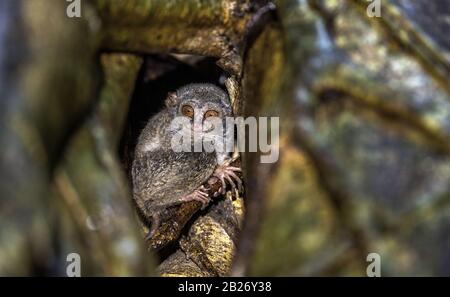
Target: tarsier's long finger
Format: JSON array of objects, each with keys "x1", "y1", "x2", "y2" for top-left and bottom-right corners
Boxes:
[
  {"x1": 224, "y1": 174, "x2": 237, "y2": 192},
  {"x1": 196, "y1": 193, "x2": 211, "y2": 209},
  {"x1": 198, "y1": 194, "x2": 209, "y2": 201},
  {"x1": 197, "y1": 191, "x2": 209, "y2": 199},
  {"x1": 194, "y1": 193, "x2": 209, "y2": 204},
  {"x1": 196, "y1": 189, "x2": 210, "y2": 199},
  {"x1": 217, "y1": 175, "x2": 227, "y2": 194},
  {"x1": 199, "y1": 185, "x2": 209, "y2": 191},
  {"x1": 226, "y1": 170, "x2": 243, "y2": 192},
  {"x1": 225, "y1": 166, "x2": 241, "y2": 172},
  {"x1": 201, "y1": 193, "x2": 210, "y2": 199}
]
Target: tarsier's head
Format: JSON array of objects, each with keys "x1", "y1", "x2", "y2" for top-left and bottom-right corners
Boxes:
[{"x1": 165, "y1": 83, "x2": 232, "y2": 135}]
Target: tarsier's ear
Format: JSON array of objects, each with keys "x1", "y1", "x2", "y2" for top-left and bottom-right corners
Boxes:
[{"x1": 165, "y1": 92, "x2": 178, "y2": 108}]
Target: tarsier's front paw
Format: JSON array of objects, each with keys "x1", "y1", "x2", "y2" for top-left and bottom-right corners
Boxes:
[
  {"x1": 180, "y1": 185, "x2": 211, "y2": 208},
  {"x1": 211, "y1": 160, "x2": 242, "y2": 195}
]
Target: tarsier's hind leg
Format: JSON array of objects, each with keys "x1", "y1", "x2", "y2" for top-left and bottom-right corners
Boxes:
[
  {"x1": 145, "y1": 213, "x2": 160, "y2": 240},
  {"x1": 142, "y1": 194, "x2": 177, "y2": 239}
]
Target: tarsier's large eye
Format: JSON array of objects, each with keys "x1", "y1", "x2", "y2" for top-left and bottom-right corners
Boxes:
[
  {"x1": 181, "y1": 105, "x2": 194, "y2": 118},
  {"x1": 204, "y1": 110, "x2": 219, "y2": 119}
]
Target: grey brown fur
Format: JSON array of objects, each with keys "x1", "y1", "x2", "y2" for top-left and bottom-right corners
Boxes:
[{"x1": 131, "y1": 83, "x2": 233, "y2": 236}]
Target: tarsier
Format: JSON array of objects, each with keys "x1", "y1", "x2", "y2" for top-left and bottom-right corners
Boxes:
[{"x1": 132, "y1": 84, "x2": 242, "y2": 238}]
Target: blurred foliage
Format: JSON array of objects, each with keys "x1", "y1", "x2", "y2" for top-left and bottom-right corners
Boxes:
[{"x1": 247, "y1": 0, "x2": 450, "y2": 276}]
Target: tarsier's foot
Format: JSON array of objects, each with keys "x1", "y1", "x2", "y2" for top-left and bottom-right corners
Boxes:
[
  {"x1": 181, "y1": 185, "x2": 211, "y2": 208},
  {"x1": 212, "y1": 161, "x2": 242, "y2": 195}
]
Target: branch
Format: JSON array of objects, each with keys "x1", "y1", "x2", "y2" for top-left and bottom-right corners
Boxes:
[
  {"x1": 94, "y1": 0, "x2": 275, "y2": 76},
  {"x1": 348, "y1": 0, "x2": 450, "y2": 97},
  {"x1": 312, "y1": 66, "x2": 450, "y2": 156}
]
